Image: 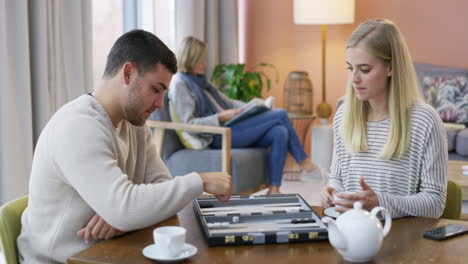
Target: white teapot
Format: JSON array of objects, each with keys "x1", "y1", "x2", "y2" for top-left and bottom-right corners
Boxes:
[{"x1": 322, "y1": 201, "x2": 392, "y2": 263}]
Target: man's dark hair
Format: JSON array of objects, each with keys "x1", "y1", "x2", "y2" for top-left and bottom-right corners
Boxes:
[{"x1": 103, "y1": 29, "x2": 177, "y2": 78}]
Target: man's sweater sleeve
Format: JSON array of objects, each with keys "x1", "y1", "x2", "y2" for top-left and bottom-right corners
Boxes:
[
  {"x1": 143, "y1": 126, "x2": 174, "y2": 184},
  {"x1": 49, "y1": 115, "x2": 204, "y2": 231}
]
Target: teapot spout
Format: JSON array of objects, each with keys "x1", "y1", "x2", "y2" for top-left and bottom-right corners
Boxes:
[{"x1": 322, "y1": 216, "x2": 347, "y2": 251}]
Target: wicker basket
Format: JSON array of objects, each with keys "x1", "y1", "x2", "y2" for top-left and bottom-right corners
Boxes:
[{"x1": 283, "y1": 71, "x2": 313, "y2": 115}]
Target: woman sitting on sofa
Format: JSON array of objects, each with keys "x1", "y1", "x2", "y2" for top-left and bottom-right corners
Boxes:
[
  {"x1": 320, "y1": 19, "x2": 447, "y2": 218},
  {"x1": 169, "y1": 36, "x2": 319, "y2": 194}
]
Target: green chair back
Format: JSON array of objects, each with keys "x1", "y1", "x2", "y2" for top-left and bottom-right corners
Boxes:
[
  {"x1": 441, "y1": 180, "x2": 462, "y2": 220},
  {"x1": 0, "y1": 196, "x2": 28, "y2": 264}
]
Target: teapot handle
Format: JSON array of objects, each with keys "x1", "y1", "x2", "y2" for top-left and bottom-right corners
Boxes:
[{"x1": 370, "y1": 207, "x2": 392, "y2": 237}]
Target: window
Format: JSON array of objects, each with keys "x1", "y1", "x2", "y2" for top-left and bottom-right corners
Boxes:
[
  {"x1": 154, "y1": 0, "x2": 175, "y2": 51},
  {"x1": 125, "y1": 0, "x2": 176, "y2": 51},
  {"x1": 91, "y1": 0, "x2": 123, "y2": 86},
  {"x1": 91, "y1": 0, "x2": 175, "y2": 86}
]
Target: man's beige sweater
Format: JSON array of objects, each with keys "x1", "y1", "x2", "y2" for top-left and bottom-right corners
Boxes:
[{"x1": 17, "y1": 94, "x2": 203, "y2": 263}]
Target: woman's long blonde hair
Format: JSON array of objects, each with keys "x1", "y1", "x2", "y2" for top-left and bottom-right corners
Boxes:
[
  {"x1": 176, "y1": 36, "x2": 206, "y2": 73},
  {"x1": 342, "y1": 19, "x2": 420, "y2": 159}
]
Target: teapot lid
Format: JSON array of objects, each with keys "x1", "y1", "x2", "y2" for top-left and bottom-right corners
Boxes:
[
  {"x1": 338, "y1": 201, "x2": 371, "y2": 220},
  {"x1": 354, "y1": 202, "x2": 362, "y2": 210}
]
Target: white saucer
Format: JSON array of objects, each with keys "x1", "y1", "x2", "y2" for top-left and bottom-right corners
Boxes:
[
  {"x1": 324, "y1": 207, "x2": 341, "y2": 218},
  {"x1": 142, "y1": 243, "x2": 197, "y2": 262}
]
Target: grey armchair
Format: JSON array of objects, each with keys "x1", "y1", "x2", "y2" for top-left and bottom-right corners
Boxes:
[{"x1": 147, "y1": 93, "x2": 269, "y2": 194}]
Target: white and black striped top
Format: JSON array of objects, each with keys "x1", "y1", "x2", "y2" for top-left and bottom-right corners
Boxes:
[{"x1": 328, "y1": 99, "x2": 448, "y2": 218}]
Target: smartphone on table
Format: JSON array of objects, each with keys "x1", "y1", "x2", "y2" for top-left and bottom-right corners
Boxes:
[{"x1": 423, "y1": 224, "x2": 468, "y2": 241}]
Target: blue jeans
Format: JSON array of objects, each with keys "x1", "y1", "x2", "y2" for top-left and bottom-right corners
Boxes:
[{"x1": 211, "y1": 109, "x2": 308, "y2": 186}]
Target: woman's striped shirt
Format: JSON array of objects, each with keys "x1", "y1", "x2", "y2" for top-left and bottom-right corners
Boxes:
[{"x1": 328, "y1": 100, "x2": 448, "y2": 218}]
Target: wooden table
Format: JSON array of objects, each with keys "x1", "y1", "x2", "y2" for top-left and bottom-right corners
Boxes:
[
  {"x1": 68, "y1": 204, "x2": 468, "y2": 264},
  {"x1": 448, "y1": 160, "x2": 468, "y2": 200}
]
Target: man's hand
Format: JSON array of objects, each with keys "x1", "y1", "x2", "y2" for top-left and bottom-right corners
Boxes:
[
  {"x1": 320, "y1": 186, "x2": 336, "y2": 208},
  {"x1": 77, "y1": 214, "x2": 125, "y2": 244},
  {"x1": 218, "y1": 109, "x2": 243, "y2": 123},
  {"x1": 333, "y1": 177, "x2": 379, "y2": 213},
  {"x1": 199, "y1": 172, "x2": 232, "y2": 203}
]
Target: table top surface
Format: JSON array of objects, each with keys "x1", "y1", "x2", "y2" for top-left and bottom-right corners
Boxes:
[
  {"x1": 68, "y1": 203, "x2": 468, "y2": 264},
  {"x1": 448, "y1": 160, "x2": 468, "y2": 184}
]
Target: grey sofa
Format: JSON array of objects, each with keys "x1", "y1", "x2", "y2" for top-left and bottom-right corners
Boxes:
[
  {"x1": 414, "y1": 62, "x2": 468, "y2": 161},
  {"x1": 148, "y1": 93, "x2": 269, "y2": 194}
]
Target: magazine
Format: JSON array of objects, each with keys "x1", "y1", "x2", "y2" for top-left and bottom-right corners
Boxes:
[{"x1": 224, "y1": 97, "x2": 274, "y2": 126}]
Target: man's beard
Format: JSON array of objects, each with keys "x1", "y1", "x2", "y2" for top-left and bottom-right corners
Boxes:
[{"x1": 124, "y1": 82, "x2": 146, "y2": 126}]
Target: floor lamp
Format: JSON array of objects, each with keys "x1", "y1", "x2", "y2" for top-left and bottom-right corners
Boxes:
[
  {"x1": 294, "y1": 0, "x2": 355, "y2": 177},
  {"x1": 293, "y1": 0, "x2": 355, "y2": 120}
]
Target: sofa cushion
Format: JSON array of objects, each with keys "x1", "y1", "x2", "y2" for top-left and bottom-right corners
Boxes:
[
  {"x1": 456, "y1": 129, "x2": 468, "y2": 156},
  {"x1": 446, "y1": 126, "x2": 460, "y2": 152},
  {"x1": 166, "y1": 148, "x2": 269, "y2": 193},
  {"x1": 148, "y1": 94, "x2": 185, "y2": 161},
  {"x1": 168, "y1": 101, "x2": 204, "y2": 149},
  {"x1": 422, "y1": 76, "x2": 467, "y2": 124}
]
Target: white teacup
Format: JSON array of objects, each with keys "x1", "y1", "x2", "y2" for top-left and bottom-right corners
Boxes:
[
  {"x1": 153, "y1": 226, "x2": 186, "y2": 258},
  {"x1": 332, "y1": 192, "x2": 355, "y2": 208}
]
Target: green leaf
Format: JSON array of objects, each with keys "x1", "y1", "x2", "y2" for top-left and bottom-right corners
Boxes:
[
  {"x1": 210, "y1": 62, "x2": 277, "y2": 102},
  {"x1": 211, "y1": 65, "x2": 224, "y2": 82}
]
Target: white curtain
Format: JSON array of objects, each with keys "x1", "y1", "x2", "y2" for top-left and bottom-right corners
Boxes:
[
  {"x1": 174, "y1": 0, "x2": 239, "y2": 76},
  {"x1": 0, "y1": 0, "x2": 93, "y2": 204}
]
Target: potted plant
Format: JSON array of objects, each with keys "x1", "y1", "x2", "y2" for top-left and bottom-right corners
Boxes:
[{"x1": 211, "y1": 63, "x2": 278, "y2": 102}]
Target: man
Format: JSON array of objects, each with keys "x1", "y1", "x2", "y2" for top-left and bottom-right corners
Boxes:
[{"x1": 17, "y1": 30, "x2": 232, "y2": 263}]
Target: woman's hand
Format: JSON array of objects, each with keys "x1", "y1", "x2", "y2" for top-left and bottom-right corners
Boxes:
[
  {"x1": 320, "y1": 186, "x2": 336, "y2": 208},
  {"x1": 218, "y1": 109, "x2": 243, "y2": 122},
  {"x1": 333, "y1": 177, "x2": 380, "y2": 213},
  {"x1": 77, "y1": 214, "x2": 125, "y2": 243}
]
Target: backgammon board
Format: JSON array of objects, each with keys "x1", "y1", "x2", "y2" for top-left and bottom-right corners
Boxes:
[{"x1": 193, "y1": 194, "x2": 328, "y2": 246}]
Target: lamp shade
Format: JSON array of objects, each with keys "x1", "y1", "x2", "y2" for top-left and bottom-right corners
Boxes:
[{"x1": 294, "y1": 0, "x2": 355, "y2": 25}]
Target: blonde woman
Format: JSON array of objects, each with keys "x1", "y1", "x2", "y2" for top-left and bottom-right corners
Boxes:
[
  {"x1": 169, "y1": 36, "x2": 319, "y2": 194},
  {"x1": 321, "y1": 19, "x2": 447, "y2": 218}
]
